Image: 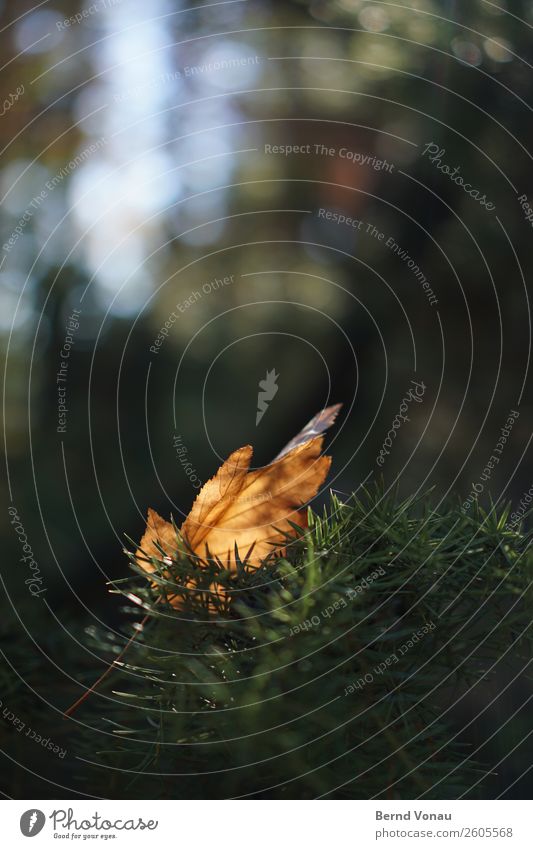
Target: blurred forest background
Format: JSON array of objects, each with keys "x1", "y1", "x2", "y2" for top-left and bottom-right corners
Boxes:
[{"x1": 1, "y1": 0, "x2": 533, "y2": 797}]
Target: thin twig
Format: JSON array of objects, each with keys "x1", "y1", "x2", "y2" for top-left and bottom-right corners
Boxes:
[{"x1": 63, "y1": 611, "x2": 151, "y2": 719}]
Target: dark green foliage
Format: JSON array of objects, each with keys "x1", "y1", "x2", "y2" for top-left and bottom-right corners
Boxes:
[{"x1": 73, "y1": 488, "x2": 533, "y2": 799}]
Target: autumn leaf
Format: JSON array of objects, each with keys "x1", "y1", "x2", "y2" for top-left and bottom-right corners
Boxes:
[
  {"x1": 135, "y1": 404, "x2": 341, "y2": 606},
  {"x1": 63, "y1": 405, "x2": 341, "y2": 717}
]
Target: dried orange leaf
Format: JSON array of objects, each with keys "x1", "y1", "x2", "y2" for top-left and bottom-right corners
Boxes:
[
  {"x1": 183, "y1": 436, "x2": 330, "y2": 567},
  {"x1": 134, "y1": 405, "x2": 341, "y2": 608}
]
